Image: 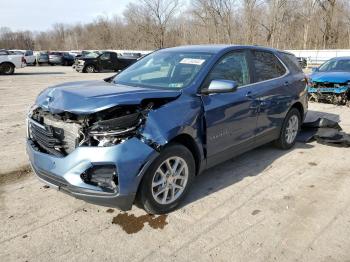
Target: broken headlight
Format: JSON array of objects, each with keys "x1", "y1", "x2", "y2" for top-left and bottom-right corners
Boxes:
[{"x1": 88, "y1": 112, "x2": 142, "y2": 147}]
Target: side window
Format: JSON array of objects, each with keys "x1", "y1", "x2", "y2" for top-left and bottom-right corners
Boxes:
[
  {"x1": 100, "y1": 53, "x2": 111, "y2": 60},
  {"x1": 279, "y1": 52, "x2": 302, "y2": 73},
  {"x1": 207, "y1": 51, "x2": 250, "y2": 87},
  {"x1": 252, "y1": 51, "x2": 286, "y2": 82}
]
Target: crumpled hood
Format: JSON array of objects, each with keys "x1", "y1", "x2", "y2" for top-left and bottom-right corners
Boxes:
[
  {"x1": 36, "y1": 80, "x2": 181, "y2": 114},
  {"x1": 310, "y1": 72, "x2": 350, "y2": 84}
]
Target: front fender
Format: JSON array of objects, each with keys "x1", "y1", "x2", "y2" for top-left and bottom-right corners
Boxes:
[{"x1": 140, "y1": 95, "x2": 203, "y2": 145}]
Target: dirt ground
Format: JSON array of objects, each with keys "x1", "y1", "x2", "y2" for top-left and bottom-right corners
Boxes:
[{"x1": 1, "y1": 66, "x2": 350, "y2": 262}]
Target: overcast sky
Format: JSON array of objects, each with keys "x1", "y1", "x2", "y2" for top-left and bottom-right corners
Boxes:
[{"x1": 0, "y1": 0, "x2": 133, "y2": 31}]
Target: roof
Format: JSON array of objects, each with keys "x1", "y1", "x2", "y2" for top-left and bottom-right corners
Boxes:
[
  {"x1": 161, "y1": 44, "x2": 280, "y2": 54},
  {"x1": 330, "y1": 56, "x2": 350, "y2": 60}
]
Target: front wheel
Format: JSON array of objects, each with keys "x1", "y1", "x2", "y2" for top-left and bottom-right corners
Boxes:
[
  {"x1": 274, "y1": 108, "x2": 301, "y2": 150},
  {"x1": 137, "y1": 144, "x2": 195, "y2": 214},
  {"x1": 84, "y1": 65, "x2": 96, "y2": 73}
]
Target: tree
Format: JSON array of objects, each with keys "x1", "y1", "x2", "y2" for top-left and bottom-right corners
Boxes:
[{"x1": 124, "y1": 0, "x2": 181, "y2": 48}]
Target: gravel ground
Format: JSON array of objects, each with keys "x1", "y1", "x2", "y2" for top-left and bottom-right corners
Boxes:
[{"x1": 1, "y1": 66, "x2": 350, "y2": 262}]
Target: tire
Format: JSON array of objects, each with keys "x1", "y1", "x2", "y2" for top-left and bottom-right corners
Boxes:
[
  {"x1": 84, "y1": 65, "x2": 96, "y2": 73},
  {"x1": 0, "y1": 63, "x2": 15, "y2": 75},
  {"x1": 274, "y1": 108, "x2": 301, "y2": 150},
  {"x1": 137, "y1": 143, "x2": 195, "y2": 214}
]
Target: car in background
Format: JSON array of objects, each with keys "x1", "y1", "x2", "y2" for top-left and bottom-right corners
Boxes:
[
  {"x1": 75, "y1": 51, "x2": 138, "y2": 73},
  {"x1": 0, "y1": 49, "x2": 26, "y2": 74},
  {"x1": 308, "y1": 57, "x2": 350, "y2": 105},
  {"x1": 27, "y1": 45, "x2": 307, "y2": 214},
  {"x1": 72, "y1": 50, "x2": 93, "y2": 69},
  {"x1": 36, "y1": 52, "x2": 49, "y2": 65},
  {"x1": 297, "y1": 57, "x2": 307, "y2": 68},
  {"x1": 49, "y1": 52, "x2": 75, "y2": 66},
  {"x1": 9, "y1": 50, "x2": 36, "y2": 65}
]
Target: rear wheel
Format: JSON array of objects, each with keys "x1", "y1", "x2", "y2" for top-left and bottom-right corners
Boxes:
[
  {"x1": 137, "y1": 144, "x2": 195, "y2": 214},
  {"x1": 274, "y1": 108, "x2": 301, "y2": 150},
  {"x1": 0, "y1": 63, "x2": 15, "y2": 75}
]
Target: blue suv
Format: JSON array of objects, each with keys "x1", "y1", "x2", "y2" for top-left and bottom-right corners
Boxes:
[{"x1": 27, "y1": 45, "x2": 308, "y2": 214}]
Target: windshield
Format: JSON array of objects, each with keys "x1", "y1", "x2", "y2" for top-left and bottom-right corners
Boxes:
[
  {"x1": 113, "y1": 51, "x2": 213, "y2": 89},
  {"x1": 84, "y1": 51, "x2": 101, "y2": 58},
  {"x1": 319, "y1": 59, "x2": 350, "y2": 72}
]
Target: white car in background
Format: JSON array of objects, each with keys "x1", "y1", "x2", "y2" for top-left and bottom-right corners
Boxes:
[
  {"x1": 9, "y1": 49, "x2": 36, "y2": 65},
  {"x1": 0, "y1": 49, "x2": 26, "y2": 75}
]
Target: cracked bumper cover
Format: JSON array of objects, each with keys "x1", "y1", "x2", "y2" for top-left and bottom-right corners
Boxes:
[{"x1": 26, "y1": 137, "x2": 158, "y2": 211}]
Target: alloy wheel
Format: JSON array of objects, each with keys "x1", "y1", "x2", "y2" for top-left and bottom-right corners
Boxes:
[
  {"x1": 151, "y1": 156, "x2": 189, "y2": 205},
  {"x1": 85, "y1": 65, "x2": 95, "y2": 73},
  {"x1": 285, "y1": 115, "x2": 299, "y2": 144}
]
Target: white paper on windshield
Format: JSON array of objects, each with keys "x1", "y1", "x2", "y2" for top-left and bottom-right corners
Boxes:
[{"x1": 180, "y1": 58, "x2": 205, "y2": 65}]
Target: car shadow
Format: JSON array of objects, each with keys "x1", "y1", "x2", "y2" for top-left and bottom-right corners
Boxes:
[
  {"x1": 182, "y1": 142, "x2": 314, "y2": 208},
  {"x1": 181, "y1": 109, "x2": 339, "y2": 209},
  {"x1": 14, "y1": 72, "x2": 66, "y2": 75}
]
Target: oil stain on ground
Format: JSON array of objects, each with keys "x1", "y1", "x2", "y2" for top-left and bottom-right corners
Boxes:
[{"x1": 112, "y1": 213, "x2": 168, "y2": 234}]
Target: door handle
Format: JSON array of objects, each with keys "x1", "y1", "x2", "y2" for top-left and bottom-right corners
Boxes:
[
  {"x1": 246, "y1": 91, "x2": 256, "y2": 99},
  {"x1": 284, "y1": 81, "x2": 289, "y2": 86}
]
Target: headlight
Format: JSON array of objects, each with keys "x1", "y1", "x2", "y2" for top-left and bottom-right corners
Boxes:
[
  {"x1": 89, "y1": 127, "x2": 138, "y2": 147},
  {"x1": 26, "y1": 104, "x2": 38, "y2": 138},
  {"x1": 27, "y1": 104, "x2": 38, "y2": 117}
]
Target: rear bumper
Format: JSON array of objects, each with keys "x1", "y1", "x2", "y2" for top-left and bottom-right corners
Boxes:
[{"x1": 26, "y1": 138, "x2": 158, "y2": 210}]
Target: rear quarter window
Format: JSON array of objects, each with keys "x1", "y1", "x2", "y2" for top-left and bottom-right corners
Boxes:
[
  {"x1": 279, "y1": 52, "x2": 303, "y2": 73},
  {"x1": 251, "y1": 51, "x2": 286, "y2": 82}
]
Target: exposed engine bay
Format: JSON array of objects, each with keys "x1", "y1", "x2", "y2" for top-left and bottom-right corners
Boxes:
[
  {"x1": 28, "y1": 100, "x2": 169, "y2": 157},
  {"x1": 308, "y1": 82, "x2": 350, "y2": 106}
]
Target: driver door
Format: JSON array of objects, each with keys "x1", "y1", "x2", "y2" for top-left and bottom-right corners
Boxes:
[
  {"x1": 100, "y1": 52, "x2": 113, "y2": 70},
  {"x1": 201, "y1": 51, "x2": 260, "y2": 167}
]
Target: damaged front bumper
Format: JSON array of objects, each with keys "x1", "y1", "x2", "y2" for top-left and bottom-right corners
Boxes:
[
  {"x1": 308, "y1": 86, "x2": 349, "y2": 94},
  {"x1": 75, "y1": 64, "x2": 84, "y2": 72},
  {"x1": 26, "y1": 137, "x2": 158, "y2": 210},
  {"x1": 308, "y1": 85, "x2": 349, "y2": 105}
]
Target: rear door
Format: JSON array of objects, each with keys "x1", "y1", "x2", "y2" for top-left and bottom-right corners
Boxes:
[
  {"x1": 248, "y1": 50, "x2": 290, "y2": 143},
  {"x1": 201, "y1": 50, "x2": 260, "y2": 167}
]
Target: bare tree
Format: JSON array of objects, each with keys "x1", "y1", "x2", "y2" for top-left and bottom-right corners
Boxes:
[
  {"x1": 124, "y1": 0, "x2": 180, "y2": 48},
  {"x1": 242, "y1": 0, "x2": 263, "y2": 44},
  {"x1": 2, "y1": 0, "x2": 350, "y2": 51}
]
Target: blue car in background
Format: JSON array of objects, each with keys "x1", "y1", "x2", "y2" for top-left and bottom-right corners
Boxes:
[
  {"x1": 308, "y1": 57, "x2": 350, "y2": 105},
  {"x1": 26, "y1": 45, "x2": 308, "y2": 214}
]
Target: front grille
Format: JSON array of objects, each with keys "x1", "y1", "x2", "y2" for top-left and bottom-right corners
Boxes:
[
  {"x1": 29, "y1": 115, "x2": 81, "y2": 156},
  {"x1": 29, "y1": 119, "x2": 64, "y2": 157}
]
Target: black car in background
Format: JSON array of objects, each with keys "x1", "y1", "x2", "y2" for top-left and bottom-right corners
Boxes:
[
  {"x1": 75, "y1": 51, "x2": 138, "y2": 73},
  {"x1": 49, "y1": 52, "x2": 75, "y2": 66}
]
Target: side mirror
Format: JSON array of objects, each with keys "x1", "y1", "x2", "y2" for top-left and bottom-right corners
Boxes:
[
  {"x1": 311, "y1": 67, "x2": 319, "y2": 72},
  {"x1": 202, "y1": 80, "x2": 238, "y2": 95},
  {"x1": 104, "y1": 71, "x2": 121, "y2": 83}
]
